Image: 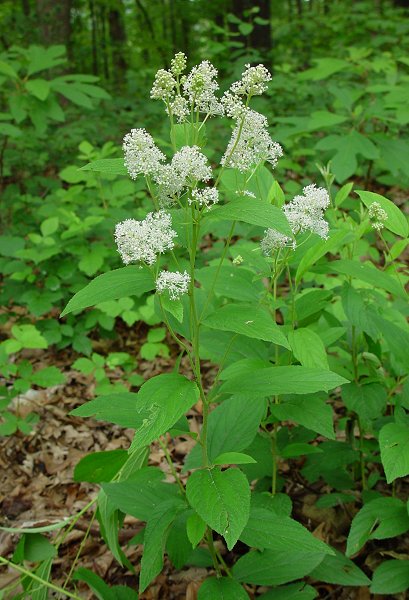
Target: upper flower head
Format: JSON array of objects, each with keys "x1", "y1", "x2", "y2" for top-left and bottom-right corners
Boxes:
[
  {"x1": 183, "y1": 61, "x2": 223, "y2": 115},
  {"x1": 230, "y1": 64, "x2": 272, "y2": 97}
]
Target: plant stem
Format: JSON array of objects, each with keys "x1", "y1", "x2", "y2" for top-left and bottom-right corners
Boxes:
[
  {"x1": 0, "y1": 557, "x2": 82, "y2": 600},
  {"x1": 205, "y1": 528, "x2": 222, "y2": 577},
  {"x1": 62, "y1": 511, "x2": 96, "y2": 591},
  {"x1": 159, "y1": 436, "x2": 185, "y2": 495}
]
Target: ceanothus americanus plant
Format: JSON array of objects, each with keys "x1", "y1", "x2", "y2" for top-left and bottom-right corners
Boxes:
[{"x1": 60, "y1": 54, "x2": 409, "y2": 598}]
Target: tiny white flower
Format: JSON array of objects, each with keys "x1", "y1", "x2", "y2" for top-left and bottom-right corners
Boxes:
[
  {"x1": 189, "y1": 187, "x2": 219, "y2": 208},
  {"x1": 115, "y1": 210, "x2": 176, "y2": 265},
  {"x1": 221, "y1": 108, "x2": 283, "y2": 172},
  {"x1": 155, "y1": 146, "x2": 212, "y2": 205},
  {"x1": 156, "y1": 270, "x2": 191, "y2": 300},
  {"x1": 183, "y1": 60, "x2": 223, "y2": 115},
  {"x1": 284, "y1": 184, "x2": 330, "y2": 239},
  {"x1": 230, "y1": 63, "x2": 272, "y2": 97},
  {"x1": 168, "y1": 95, "x2": 189, "y2": 123},
  {"x1": 236, "y1": 190, "x2": 256, "y2": 199},
  {"x1": 123, "y1": 128, "x2": 165, "y2": 179},
  {"x1": 368, "y1": 202, "x2": 388, "y2": 231},
  {"x1": 261, "y1": 229, "x2": 292, "y2": 255}
]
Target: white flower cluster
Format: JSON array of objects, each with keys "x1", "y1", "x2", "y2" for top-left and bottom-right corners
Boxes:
[
  {"x1": 230, "y1": 64, "x2": 272, "y2": 97},
  {"x1": 260, "y1": 184, "x2": 330, "y2": 255},
  {"x1": 221, "y1": 109, "x2": 283, "y2": 172},
  {"x1": 189, "y1": 187, "x2": 219, "y2": 208},
  {"x1": 155, "y1": 145, "x2": 212, "y2": 205},
  {"x1": 182, "y1": 60, "x2": 222, "y2": 116},
  {"x1": 123, "y1": 129, "x2": 165, "y2": 179},
  {"x1": 261, "y1": 229, "x2": 291, "y2": 255},
  {"x1": 284, "y1": 184, "x2": 330, "y2": 239},
  {"x1": 115, "y1": 211, "x2": 176, "y2": 265},
  {"x1": 156, "y1": 270, "x2": 191, "y2": 300},
  {"x1": 368, "y1": 202, "x2": 388, "y2": 231}
]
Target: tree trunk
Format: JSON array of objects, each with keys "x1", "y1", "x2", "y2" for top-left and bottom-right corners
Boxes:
[
  {"x1": 109, "y1": 2, "x2": 128, "y2": 84},
  {"x1": 35, "y1": 0, "x2": 72, "y2": 48},
  {"x1": 89, "y1": 0, "x2": 98, "y2": 75},
  {"x1": 250, "y1": 0, "x2": 272, "y2": 57}
]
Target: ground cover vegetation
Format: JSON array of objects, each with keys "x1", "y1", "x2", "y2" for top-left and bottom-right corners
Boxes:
[{"x1": 0, "y1": 0, "x2": 409, "y2": 598}]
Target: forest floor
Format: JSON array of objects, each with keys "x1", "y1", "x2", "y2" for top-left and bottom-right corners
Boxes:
[{"x1": 1, "y1": 325, "x2": 407, "y2": 600}]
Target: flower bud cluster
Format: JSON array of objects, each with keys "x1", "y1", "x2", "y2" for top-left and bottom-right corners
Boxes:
[
  {"x1": 171, "y1": 52, "x2": 187, "y2": 76},
  {"x1": 368, "y1": 202, "x2": 388, "y2": 231},
  {"x1": 284, "y1": 184, "x2": 330, "y2": 239},
  {"x1": 123, "y1": 129, "x2": 165, "y2": 179},
  {"x1": 156, "y1": 270, "x2": 190, "y2": 300},
  {"x1": 150, "y1": 69, "x2": 177, "y2": 101},
  {"x1": 115, "y1": 211, "x2": 176, "y2": 266}
]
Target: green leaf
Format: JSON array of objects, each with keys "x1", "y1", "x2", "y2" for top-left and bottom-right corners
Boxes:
[
  {"x1": 257, "y1": 583, "x2": 317, "y2": 600},
  {"x1": 70, "y1": 393, "x2": 139, "y2": 427},
  {"x1": 316, "y1": 131, "x2": 379, "y2": 182},
  {"x1": 129, "y1": 374, "x2": 199, "y2": 451},
  {"x1": 0, "y1": 59, "x2": 19, "y2": 79},
  {"x1": 31, "y1": 366, "x2": 65, "y2": 387},
  {"x1": 342, "y1": 383, "x2": 387, "y2": 423},
  {"x1": 61, "y1": 267, "x2": 155, "y2": 316},
  {"x1": 198, "y1": 577, "x2": 250, "y2": 599},
  {"x1": 299, "y1": 58, "x2": 349, "y2": 81},
  {"x1": 346, "y1": 497, "x2": 409, "y2": 557},
  {"x1": 379, "y1": 423, "x2": 409, "y2": 483},
  {"x1": 166, "y1": 509, "x2": 193, "y2": 569},
  {"x1": 370, "y1": 560, "x2": 409, "y2": 594},
  {"x1": 81, "y1": 158, "x2": 127, "y2": 176},
  {"x1": 40, "y1": 217, "x2": 59, "y2": 237},
  {"x1": 295, "y1": 229, "x2": 349, "y2": 285},
  {"x1": 139, "y1": 499, "x2": 184, "y2": 592},
  {"x1": 11, "y1": 324, "x2": 47, "y2": 349},
  {"x1": 203, "y1": 303, "x2": 289, "y2": 348},
  {"x1": 186, "y1": 512, "x2": 206, "y2": 548},
  {"x1": 196, "y1": 266, "x2": 264, "y2": 302},
  {"x1": 186, "y1": 467, "x2": 250, "y2": 550},
  {"x1": 207, "y1": 197, "x2": 292, "y2": 237},
  {"x1": 213, "y1": 452, "x2": 257, "y2": 465},
  {"x1": 102, "y1": 468, "x2": 180, "y2": 521},
  {"x1": 272, "y1": 394, "x2": 335, "y2": 438},
  {"x1": 328, "y1": 259, "x2": 407, "y2": 299},
  {"x1": 0, "y1": 123, "x2": 22, "y2": 137},
  {"x1": 288, "y1": 328, "x2": 329, "y2": 369},
  {"x1": 233, "y1": 546, "x2": 325, "y2": 586},
  {"x1": 22, "y1": 533, "x2": 57, "y2": 561},
  {"x1": 184, "y1": 395, "x2": 266, "y2": 470},
  {"x1": 309, "y1": 549, "x2": 370, "y2": 586},
  {"x1": 335, "y1": 182, "x2": 354, "y2": 207},
  {"x1": 220, "y1": 365, "x2": 348, "y2": 397},
  {"x1": 27, "y1": 45, "x2": 66, "y2": 76},
  {"x1": 73, "y1": 568, "x2": 115, "y2": 600},
  {"x1": 356, "y1": 190, "x2": 408, "y2": 238},
  {"x1": 26, "y1": 78, "x2": 50, "y2": 101},
  {"x1": 240, "y1": 507, "x2": 332, "y2": 556},
  {"x1": 74, "y1": 450, "x2": 128, "y2": 483},
  {"x1": 238, "y1": 22, "x2": 253, "y2": 35},
  {"x1": 97, "y1": 490, "x2": 130, "y2": 568}
]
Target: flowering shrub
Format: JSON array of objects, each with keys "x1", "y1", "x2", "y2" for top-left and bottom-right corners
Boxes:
[{"x1": 7, "y1": 54, "x2": 409, "y2": 597}]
